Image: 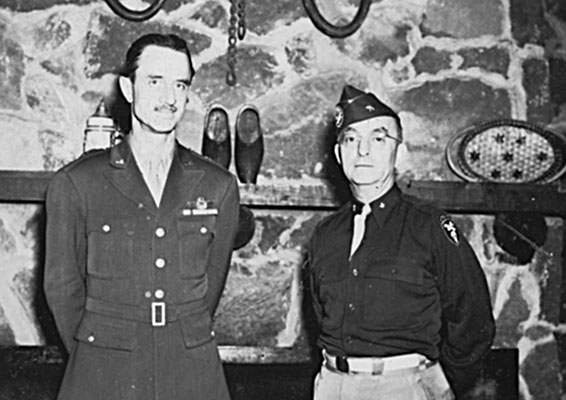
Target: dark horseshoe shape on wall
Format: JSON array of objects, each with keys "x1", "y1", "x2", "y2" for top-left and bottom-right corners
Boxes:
[
  {"x1": 105, "y1": 0, "x2": 166, "y2": 22},
  {"x1": 302, "y1": 0, "x2": 371, "y2": 38}
]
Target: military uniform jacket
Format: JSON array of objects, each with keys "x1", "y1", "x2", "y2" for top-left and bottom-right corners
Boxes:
[
  {"x1": 307, "y1": 185, "x2": 495, "y2": 396},
  {"x1": 44, "y1": 140, "x2": 239, "y2": 400}
]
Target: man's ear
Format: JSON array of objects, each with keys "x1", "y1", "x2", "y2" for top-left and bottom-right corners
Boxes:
[
  {"x1": 334, "y1": 143, "x2": 342, "y2": 166},
  {"x1": 118, "y1": 76, "x2": 133, "y2": 104}
]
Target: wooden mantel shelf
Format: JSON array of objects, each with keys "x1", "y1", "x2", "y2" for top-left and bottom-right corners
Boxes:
[{"x1": 1, "y1": 170, "x2": 566, "y2": 216}]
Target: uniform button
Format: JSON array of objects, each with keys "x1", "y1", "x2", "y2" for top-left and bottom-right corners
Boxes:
[
  {"x1": 144, "y1": 291, "x2": 152, "y2": 298},
  {"x1": 352, "y1": 269, "x2": 359, "y2": 277},
  {"x1": 155, "y1": 289, "x2": 165, "y2": 299},
  {"x1": 155, "y1": 258, "x2": 166, "y2": 269},
  {"x1": 88, "y1": 335, "x2": 95, "y2": 342},
  {"x1": 346, "y1": 336, "x2": 352, "y2": 344},
  {"x1": 102, "y1": 224, "x2": 111, "y2": 233},
  {"x1": 200, "y1": 226, "x2": 207, "y2": 234},
  {"x1": 211, "y1": 330, "x2": 215, "y2": 337},
  {"x1": 155, "y1": 227, "x2": 166, "y2": 237},
  {"x1": 379, "y1": 202, "x2": 385, "y2": 209},
  {"x1": 138, "y1": 203, "x2": 144, "y2": 209},
  {"x1": 348, "y1": 303, "x2": 356, "y2": 311}
]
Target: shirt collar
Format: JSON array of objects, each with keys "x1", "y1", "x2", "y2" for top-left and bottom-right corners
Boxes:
[
  {"x1": 351, "y1": 184, "x2": 402, "y2": 227},
  {"x1": 110, "y1": 139, "x2": 189, "y2": 169}
]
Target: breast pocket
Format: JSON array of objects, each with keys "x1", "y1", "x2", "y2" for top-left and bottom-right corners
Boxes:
[
  {"x1": 361, "y1": 260, "x2": 425, "y2": 329},
  {"x1": 86, "y1": 216, "x2": 135, "y2": 279},
  {"x1": 176, "y1": 216, "x2": 217, "y2": 279}
]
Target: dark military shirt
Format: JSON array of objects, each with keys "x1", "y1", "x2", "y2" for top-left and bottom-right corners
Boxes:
[{"x1": 307, "y1": 184, "x2": 495, "y2": 395}]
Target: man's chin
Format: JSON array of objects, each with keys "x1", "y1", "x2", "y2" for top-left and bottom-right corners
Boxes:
[
  {"x1": 147, "y1": 122, "x2": 176, "y2": 135},
  {"x1": 349, "y1": 173, "x2": 381, "y2": 186},
  {"x1": 152, "y1": 128, "x2": 175, "y2": 135}
]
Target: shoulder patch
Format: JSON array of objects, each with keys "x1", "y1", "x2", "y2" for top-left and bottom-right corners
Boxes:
[{"x1": 439, "y1": 215, "x2": 460, "y2": 246}]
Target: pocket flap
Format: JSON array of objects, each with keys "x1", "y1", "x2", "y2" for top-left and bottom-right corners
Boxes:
[
  {"x1": 176, "y1": 215, "x2": 217, "y2": 237},
  {"x1": 365, "y1": 263, "x2": 423, "y2": 286},
  {"x1": 75, "y1": 311, "x2": 137, "y2": 351}
]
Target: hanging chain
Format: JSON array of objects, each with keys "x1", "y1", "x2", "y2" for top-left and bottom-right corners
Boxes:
[
  {"x1": 237, "y1": 0, "x2": 246, "y2": 40},
  {"x1": 226, "y1": 0, "x2": 246, "y2": 86}
]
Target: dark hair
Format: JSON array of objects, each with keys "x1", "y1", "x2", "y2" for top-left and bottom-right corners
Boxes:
[{"x1": 122, "y1": 33, "x2": 195, "y2": 83}]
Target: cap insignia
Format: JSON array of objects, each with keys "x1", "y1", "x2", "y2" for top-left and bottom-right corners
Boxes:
[{"x1": 335, "y1": 105, "x2": 345, "y2": 128}]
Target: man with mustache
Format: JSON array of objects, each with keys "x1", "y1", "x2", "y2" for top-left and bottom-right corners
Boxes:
[
  {"x1": 44, "y1": 33, "x2": 239, "y2": 400},
  {"x1": 306, "y1": 85, "x2": 495, "y2": 399}
]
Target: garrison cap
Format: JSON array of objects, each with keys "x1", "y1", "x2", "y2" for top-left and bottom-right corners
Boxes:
[{"x1": 334, "y1": 85, "x2": 401, "y2": 132}]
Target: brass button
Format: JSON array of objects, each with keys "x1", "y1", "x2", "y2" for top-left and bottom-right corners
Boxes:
[
  {"x1": 155, "y1": 289, "x2": 165, "y2": 299},
  {"x1": 352, "y1": 269, "x2": 359, "y2": 277},
  {"x1": 200, "y1": 226, "x2": 207, "y2": 234},
  {"x1": 155, "y1": 227, "x2": 166, "y2": 237},
  {"x1": 102, "y1": 224, "x2": 111, "y2": 233},
  {"x1": 144, "y1": 291, "x2": 152, "y2": 298},
  {"x1": 88, "y1": 335, "x2": 95, "y2": 342},
  {"x1": 155, "y1": 258, "x2": 166, "y2": 269}
]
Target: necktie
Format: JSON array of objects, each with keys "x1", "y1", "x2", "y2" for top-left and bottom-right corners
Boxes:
[{"x1": 350, "y1": 203, "x2": 371, "y2": 258}]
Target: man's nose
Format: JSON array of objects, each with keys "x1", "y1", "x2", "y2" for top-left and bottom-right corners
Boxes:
[
  {"x1": 160, "y1": 85, "x2": 176, "y2": 105},
  {"x1": 357, "y1": 137, "x2": 371, "y2": 156}
]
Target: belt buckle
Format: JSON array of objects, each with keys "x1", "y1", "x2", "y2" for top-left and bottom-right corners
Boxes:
[
  {"x1": 151, "y1": 302, "x2": 166, "y2": 327},
  {"x1": 336, "y1": 356, "x2": 349, "y2": 373}
]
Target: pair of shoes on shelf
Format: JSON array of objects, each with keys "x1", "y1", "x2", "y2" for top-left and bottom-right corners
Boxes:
[
  {"x1": 202, "y1": 104, "x2": 264, "y2": 185},
  {"x1": 202, "y1": 104, "x2": 262, "y2": 250}
]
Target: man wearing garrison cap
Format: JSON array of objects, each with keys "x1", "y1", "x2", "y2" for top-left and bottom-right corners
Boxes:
[{"x1": 306, "y1": 85, "x2": 494, "y2": 399}]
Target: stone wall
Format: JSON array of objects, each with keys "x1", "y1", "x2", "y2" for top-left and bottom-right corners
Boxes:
[{"x1": 0, "y1": 0, "x2": 565, "y2": 399}]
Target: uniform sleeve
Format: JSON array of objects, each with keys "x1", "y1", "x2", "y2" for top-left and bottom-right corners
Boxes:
[
  {"x1": 43, "y1": 171, "x2": 87, "y2": 354},
  {"x1": 206, "y1": 175, "x2": 240, "y2": 314},
  {"x1": 433, "y1": 215, "x2": 496, "y2": 397},
  {"x1": 306, "y1": 228, "x2": 323, "y2": 324}
]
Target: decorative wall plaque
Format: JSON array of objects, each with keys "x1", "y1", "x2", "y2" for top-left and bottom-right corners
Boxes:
[{"x1": 446, "y1": 119, "x2": 566, "y2": 183}]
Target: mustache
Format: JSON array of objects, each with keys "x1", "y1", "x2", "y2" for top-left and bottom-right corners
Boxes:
[{"x1": 155, "y1": 104, "x2": 178, "y2": 113}]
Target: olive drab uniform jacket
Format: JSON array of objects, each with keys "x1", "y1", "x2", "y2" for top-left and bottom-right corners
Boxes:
[{"x1": 44, "y1": 140, "x2": 239, "y2": 400}]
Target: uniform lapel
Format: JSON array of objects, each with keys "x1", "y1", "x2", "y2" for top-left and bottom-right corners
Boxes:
[
  {"x1": 103, "y1": 141, "x2": 158, "y2": 212},
  {"x1": 158, "y1": 143, "x2": 204, "y2": 214}
]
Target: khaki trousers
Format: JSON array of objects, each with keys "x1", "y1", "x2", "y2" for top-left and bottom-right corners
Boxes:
[{"x1": 313, "y1": 360, "x2": 455, "y2": 400}]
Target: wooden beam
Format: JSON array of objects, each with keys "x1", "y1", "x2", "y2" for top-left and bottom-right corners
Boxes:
[
  {"x1": 401, "y1": 181, "x2": 566, "y2": 216},
  {"x1": 0, "y1": 170, "x2": 565, "y2": 215},
  {"x1": 0, "y1": 171, "x2": 52, "y2": 202}
]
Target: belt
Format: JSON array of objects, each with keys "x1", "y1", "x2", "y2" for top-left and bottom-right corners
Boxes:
[
  {"x1": 85, "y1": 297, "x2": 207, "y2": 327},
  {"x1": 323, "y1": 349, "x2": 436, "y2": 375}
]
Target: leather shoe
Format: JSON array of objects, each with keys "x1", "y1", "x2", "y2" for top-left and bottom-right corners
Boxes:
[
  {"x1": 235, "y1": 104, "x2": 264, "y2": 184},
  {"x1": 202, "y1": 104, "x2": 231, "y2": 169}
]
